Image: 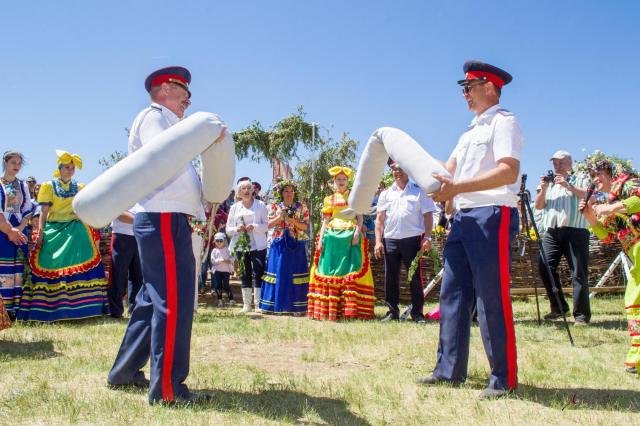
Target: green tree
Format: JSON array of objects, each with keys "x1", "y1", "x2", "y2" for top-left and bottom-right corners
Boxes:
[
  {"x1": 233, "y1": 107, "x2": 360, "y2": 246},
  {"x1": 98, "y1": 150, "x2": 127, "y2": 170},
  {"x1": 233, "y1": 106, "x2": 322, "y2": 163}
]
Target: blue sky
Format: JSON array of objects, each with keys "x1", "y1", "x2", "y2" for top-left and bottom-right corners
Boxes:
[{"x1": 2, "y1": 1, "x2": 638, "y2": 193}]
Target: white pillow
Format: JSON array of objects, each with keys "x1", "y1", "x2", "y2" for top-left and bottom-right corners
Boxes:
[
  {"x1": 73, "y1": 112, "x2": 233, "y2": 228},
  {"x1": 347, "y1": 127, "x2": 450, "y2": 215}
]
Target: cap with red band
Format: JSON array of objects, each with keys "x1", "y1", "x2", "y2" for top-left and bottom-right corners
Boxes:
[
  {"x1": 144, "y1": 66, "x2": 192, "y2": 98},
  {"x1": 457, "y1": 60, "x2": 512, "y2": 88}
]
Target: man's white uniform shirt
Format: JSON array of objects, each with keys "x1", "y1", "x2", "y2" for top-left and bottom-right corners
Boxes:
[
  {"x1": 377, "y1": 182, "x2": 436, "y2": 239},
  {"x1": 450, "y1": 104, "x2": 524, "y2": 209},
  {"x1": 128, "y1": 102, "x2": 202, "y2": 215}
]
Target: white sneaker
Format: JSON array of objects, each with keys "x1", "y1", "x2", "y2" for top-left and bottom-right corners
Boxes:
[
  {"x1": 217, "y1": 300, "x2": 223, "y2": 308},
  {"x1": 228, "y1": 299, "x2": 236, "y2": 306}
]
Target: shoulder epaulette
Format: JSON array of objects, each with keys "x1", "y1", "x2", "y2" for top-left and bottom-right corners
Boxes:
[
  {"x1": 496, "y1": 109, "x2": 513, "y2": 116},
  {"x1": 150, "y1": 105, "x2": 162, "y2": 112}
]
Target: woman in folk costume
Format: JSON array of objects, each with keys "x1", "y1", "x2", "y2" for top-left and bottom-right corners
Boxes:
[
  {"x1": 0, "y1": 151, "x2": 33, "y2": 320},
  {"x1": 260, "y1": 179, "x2": 310, "y2": 314},
  {"x1": 19, "y1": 150, "x2": 108, "y2": 322},
  {"x1": 307, "y1": 166, "x2": 375, "y2": 321},
  {"x1": 580, "y1": 159, "x2": 640, "y2": 374}
]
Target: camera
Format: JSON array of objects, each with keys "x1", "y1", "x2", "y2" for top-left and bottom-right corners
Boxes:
[
  {"x1": 283, "y1": 205, "x2": 296, "y2": 218},
  {"x1": 543, "y1": 170, "x2": 555, "y2": 183}
]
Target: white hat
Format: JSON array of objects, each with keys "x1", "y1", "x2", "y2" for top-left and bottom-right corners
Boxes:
[
  {"x1": 550, "y1": 150, "x2": 572, "y2": 160},
  {"x1": 214, "y1": 232, "x2": 226, "y2": 241}
]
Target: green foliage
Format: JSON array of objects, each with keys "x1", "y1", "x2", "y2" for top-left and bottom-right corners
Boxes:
[
  {"x1": 381, "y1": 169, "x2": 394, "y2": 189},
  {"x1": 232, "y1": 106, "x2": 321, "y2": 163},
  {"x1": 574, "y1": 150, "x2": 637, "y2": 176},
  {"x1": 98, "y1": 150, "x2": 127, "y2": 170},
  {"x1": 232, "y1": 106, "x2": 359, "y2": 246},
  {"x1": 295, "y1": 133, "x2": 358, "y2": 243}
]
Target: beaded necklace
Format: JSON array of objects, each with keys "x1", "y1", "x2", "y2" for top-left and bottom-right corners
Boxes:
[{"x1": 52, "y1": 179, "x2": 79, "y2": 198}]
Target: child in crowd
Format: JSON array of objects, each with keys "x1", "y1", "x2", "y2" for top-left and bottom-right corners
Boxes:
[{"x1": 210, "y1": 232, "x2": 235, "y2": 307}]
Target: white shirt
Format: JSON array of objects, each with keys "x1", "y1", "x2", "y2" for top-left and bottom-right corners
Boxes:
[
  {"x1": 450, "y1": 104, "x2": 524, "y2": 209},
  {"x1": 377, "y1": 182, "x2": 436, "y2": 239},
  {"x1": 210, "y1": 246, "x2": 233, "y2": 273},
  {"x1": 128, "y1": 102, "x2": 202, "y2": 215},
  {"x1": 111, "y1": 218, "x2": 134, "y2": 236},
  {"x1": 226, "y1": 199, "x2": 269, "y2": 252}
]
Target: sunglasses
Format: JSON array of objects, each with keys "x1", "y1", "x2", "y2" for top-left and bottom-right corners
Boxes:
[
  {"x1": 215, "y1": 239, "x2": 225, "y2": 242},
  {"x1": 461, "y1": 78, "x2": 488, "y2": 95}
]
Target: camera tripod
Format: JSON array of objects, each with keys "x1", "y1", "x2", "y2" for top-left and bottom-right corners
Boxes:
[{"x1": 519, "y1": 174, "x2": 574, "y2": 346}]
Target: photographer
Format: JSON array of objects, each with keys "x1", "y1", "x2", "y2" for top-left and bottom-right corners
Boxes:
[{"x1": 534, "y1": 150, "x2": 591, "y2": 325}]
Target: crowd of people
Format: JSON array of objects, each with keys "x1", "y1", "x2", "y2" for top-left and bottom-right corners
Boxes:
[{"x1": 2, "y1": 61, "x2": 639, "y2": 405}]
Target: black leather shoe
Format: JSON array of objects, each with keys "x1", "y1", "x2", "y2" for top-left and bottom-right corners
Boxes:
[
  {"x1": 478, "y1": 387, "x2": 512, "y2": 400},
  {"x1": 543, "y1": 310, "x2": 568, "y2": 321},
  {"x1": 415, "y1": 374, "x2": 462, "y2": 387},
  {"x1": 380, "y1": 311, "x2": 399, "y2": 322},
  {"x1": 107, "y1": 377, "x2": 150, "y2": 389},
  {"x1": 151, "y1": 391, "x2": 215, "y2": 406},
  {"x1": 411, "y1": 314, "x2": 427, "y2": 324}
]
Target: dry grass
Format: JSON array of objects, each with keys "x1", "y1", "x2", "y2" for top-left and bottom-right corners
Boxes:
[{"x1": 1, "y1": 296, "x2": 639, "y2": 425}]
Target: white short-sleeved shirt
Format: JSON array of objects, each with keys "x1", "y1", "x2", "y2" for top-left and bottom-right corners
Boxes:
[
  {"x1": 111, "y1": 218, "x2": 133, "y2": 236},
  {"x1": 377, "y1": 182, "x2": 436, "y2": 239},
  {"x1": 128, "y1": 102, "x2": 202, "y2": 215},
  {"x1": 450, "y1": 104, "x2": 524, "y2": 209}
]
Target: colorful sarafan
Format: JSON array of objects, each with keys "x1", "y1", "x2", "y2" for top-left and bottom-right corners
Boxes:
[
  {"x1": 307, "y1": 190, "x2": 375, "y2": 321},
  {"x1": 19, "y1": 179, "x2": 108, "y2": 322},
  {"x1": 591, "y1": 173, "x2": 640, "y2": 369}
]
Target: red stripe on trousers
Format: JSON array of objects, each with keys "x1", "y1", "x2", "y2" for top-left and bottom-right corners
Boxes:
[
  {"x1": 498, "y1": 206, "x2": 517, "y2": 389},
  {"x1": 108, "y1": 234, "x2": 115, "y2": 288},
  {"x1": 160, "y1": 213, "x2": 178, "y2": 401}
]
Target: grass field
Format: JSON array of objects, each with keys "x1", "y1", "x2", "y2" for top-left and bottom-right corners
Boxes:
[{"x1": 1, "y1": 296, "x2": 639, "y2": 425}]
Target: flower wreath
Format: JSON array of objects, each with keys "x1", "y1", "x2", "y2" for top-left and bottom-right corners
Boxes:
[{"x1": 272, "y1": 179, "x2": 299, "y2": 204}]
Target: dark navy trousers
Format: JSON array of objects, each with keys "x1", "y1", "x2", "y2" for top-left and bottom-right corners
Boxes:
[
  {"x1": 108, "y1": 212, "x2": 195, "y2": 403},
  {"x1": 433, "y1": 206, "x2": 519, "y2": 391},
  {"x1": 108, "y1": 233, "x2": 143, "y2": 317},
  {"x1": 383, "y1": 235, "x2": 423, "y2": 317}
]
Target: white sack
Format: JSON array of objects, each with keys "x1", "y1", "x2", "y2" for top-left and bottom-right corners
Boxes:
[
  {"x1": 73, "y1": 112, "x2": 231, "y2": 228},
  {"x1": 201, "y1": 131, "x2": 235, "y2": 203},
  {"x1": 347, "y1": 127, "x2": 450, "y2": 215}
]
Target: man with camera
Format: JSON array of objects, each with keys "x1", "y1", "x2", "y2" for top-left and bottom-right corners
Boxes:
[{"x1": 534, "y1": 150, "x2": 591, "y2": 325}]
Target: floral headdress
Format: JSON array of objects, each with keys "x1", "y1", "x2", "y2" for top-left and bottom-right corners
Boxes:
[
  {"x1": 574, "y1": 150, "x2": 636, "y2": 179},
  {"x1": 587, "y1": 159, "x2": 616, "y2": 178},
  {"x1": 272, "y1": 179, "x2": 299, "y2": 204},
  {"x1": 54, "y1": 150, "x2": 82, "y2": 178}
]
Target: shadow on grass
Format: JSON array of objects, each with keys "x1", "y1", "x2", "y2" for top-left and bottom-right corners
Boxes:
[
  {"x1": 172, "y1": 388, "x2": 371, "y2": 425},
  {"x1": 517, "y1": 318, "x2": 627, "y2": 331},
  {"x1": 517, "y1": 384, "x2": 640, "y2": 412},
  {"x1": 0, "y1": 339, "x2": 58, "y2": 360}
]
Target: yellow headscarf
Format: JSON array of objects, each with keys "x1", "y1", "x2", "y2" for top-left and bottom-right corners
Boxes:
[
  {"x1": 328, "y1": 166, "x2": 353, "y2": 178},
  {"x1": 54, "y1": 149, "x2": 83, "y2": 178}
]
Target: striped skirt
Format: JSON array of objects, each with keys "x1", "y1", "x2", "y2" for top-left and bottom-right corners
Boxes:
[
  {"x1": 307, "y1": 228, "x2": 375, "y2": 321},
  {"x1": 18, "y1": 219, "x2": 108, "y2": 322},
  {"x1": 260, "y1": 229, "x2": 309, "y2": 314},
  {"x1": 0, "y1": 214, "x2": 28, "y2": 316}
]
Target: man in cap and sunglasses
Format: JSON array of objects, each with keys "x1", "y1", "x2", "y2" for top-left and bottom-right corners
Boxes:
[
  {"x1": 108, "y1": 66, "x2": 218, "y2": 405},
  {"x1": 418, "y1": 61, "x2": 524, "y2": 400}
]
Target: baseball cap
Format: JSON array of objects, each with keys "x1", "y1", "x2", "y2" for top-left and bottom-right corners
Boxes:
[
  {"x1": 214, "y1": 232, "x2": 226, "y2": 241},
  {"x1": 550, "y1": 150, "x2": 572, "y2": 160}
]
